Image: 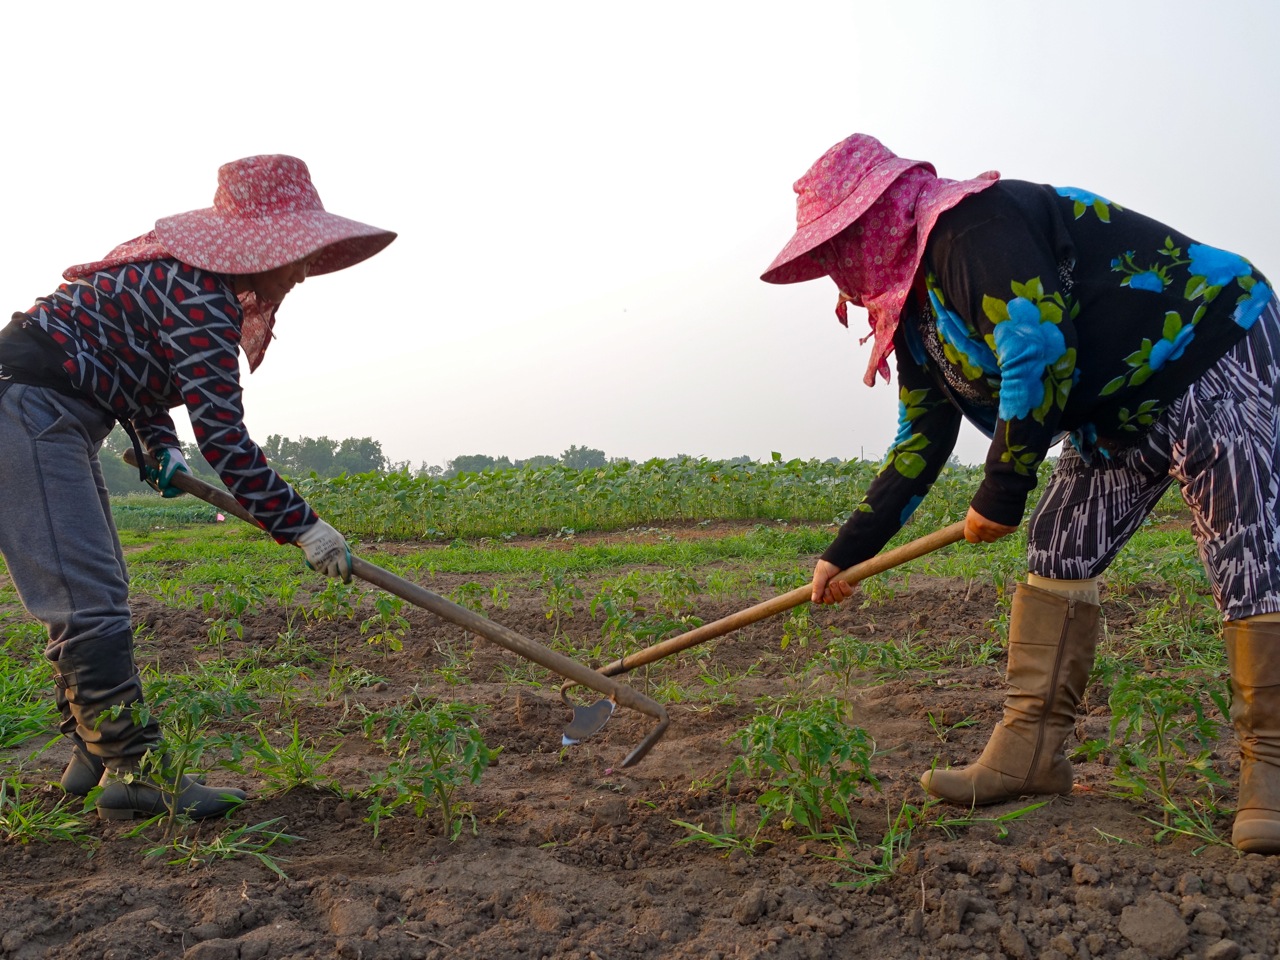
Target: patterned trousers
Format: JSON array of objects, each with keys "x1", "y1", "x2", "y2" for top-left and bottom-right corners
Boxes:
[{"x1": 1027, "y1": 299, "x2": 1280, "y2": 622}]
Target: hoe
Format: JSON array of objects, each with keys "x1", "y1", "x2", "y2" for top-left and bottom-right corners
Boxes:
[
  {"x1": 122, "y1": 450, "x2": 670, "y2": 768},
  {"x1": 559, "y1": 520, "x2": 968, "y2": 743}
]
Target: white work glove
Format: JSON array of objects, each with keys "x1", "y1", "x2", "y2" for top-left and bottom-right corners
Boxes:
[
  {"x1": 145, "y1": 447, "x2": 191, "y2": 498},
  {"x1": 295, "y1": 520, "x2": 353, "y2": 583}
]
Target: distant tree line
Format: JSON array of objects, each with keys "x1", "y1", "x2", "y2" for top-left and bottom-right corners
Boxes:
[
  {"x1": 432, "y1": 444, "x2": 609, "y2": 479},
  {"x1": 97, "y1": 428, "x2": 392, "y2": 496},
  {"x1": 261, "y1": 435, "x2": 389, "y2": 478},
  {"x1": 97, "y1": 429, "x2": 657, "y2": 496}
]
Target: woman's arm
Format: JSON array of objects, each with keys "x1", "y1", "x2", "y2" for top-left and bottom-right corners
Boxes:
[
  {"x1": 929, "y1": 196, "x2": 1078, "y2": 526},
  {"x1": 155, "y1": 268, "x2": 319, "y2": 542},
  {"x1": 820, "y1": 326, "x2": 962, "y2": 572}
]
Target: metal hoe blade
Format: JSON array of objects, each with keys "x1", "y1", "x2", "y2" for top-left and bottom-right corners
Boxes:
[{"x1": 561, "y1": 698, "x2": 616, "y2": 745}]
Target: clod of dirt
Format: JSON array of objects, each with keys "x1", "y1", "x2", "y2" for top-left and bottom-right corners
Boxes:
[
  {"x1": 731, "y1": 885, "x2": 767, "y2": 925},
  {"x1": 1191, "y1": 910, "x2": 1231, "y2": 937},
  {"x1": 1226, "y1": 871, "x2": 1254, "y2": 897},
  {"x1": 998, "y1": 920, "x2": 1032, "y2": 960},
  {"x1": 590, "y1": 797, "x2": 629, "y2": 829},
  {"x1": 527, "y1": 898, "x2": 572, "y2": 932},
  {"x1": 1203, "y1": 939, "x2": 1244, "y2": 960},
  {"x1": 328, "y1": 899, "x2": 379, "y2": 938},
  {"x1": 1118, "y1": 894, "x2": 1191, "y2": 958},
  {"x1": 181, "y1": 941, "x2": 239, "y2": 960}
]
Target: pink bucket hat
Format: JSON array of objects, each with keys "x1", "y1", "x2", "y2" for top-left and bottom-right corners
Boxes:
[
  {"x1": 67, "y1": 155, "x2": 395, "y2": 278},
  {"x1": 63, "y1": 155, "x2": 395, "y2": 372},
  {"x1": 761, "y1": 134, "x2": 998, "y2": 385},
  {"x1": 158, "y1": 154, "x2": 395, "y2": 276}
]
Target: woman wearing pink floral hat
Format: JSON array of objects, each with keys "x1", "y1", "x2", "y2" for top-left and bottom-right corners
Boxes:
[
  {"x1": 0, "y1": 155, "x2": 395, "y2": 820},
  {"x1": 762, "y1": 133, "x2": 1280, "y2": 854}
]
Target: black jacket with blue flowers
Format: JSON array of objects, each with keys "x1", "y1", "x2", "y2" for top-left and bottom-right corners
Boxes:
[{"x1": 822, "y1": 180, "x2": 1274, "y2": 570}]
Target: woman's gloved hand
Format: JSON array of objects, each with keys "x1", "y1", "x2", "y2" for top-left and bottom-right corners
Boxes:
[
  {"x1": 146, "y1": 448, "x2": 191, "y2": 498},
  {"x1": 295, "y1": 520, "x2": 353, "y2": 583}
]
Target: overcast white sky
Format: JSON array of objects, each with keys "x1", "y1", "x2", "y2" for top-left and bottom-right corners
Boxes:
[{"x1": 4, "y1": 1, "x2": 1277, "y2": 470}]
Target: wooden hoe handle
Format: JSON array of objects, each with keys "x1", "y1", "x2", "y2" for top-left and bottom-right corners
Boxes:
[{"x1": 580, "y1": 519, "x2": 968, "y2": 682}]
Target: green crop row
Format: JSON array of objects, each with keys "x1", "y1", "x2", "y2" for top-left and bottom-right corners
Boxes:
[{"x1": 289, "y1": 455, "x2": 989, "y2": 541}]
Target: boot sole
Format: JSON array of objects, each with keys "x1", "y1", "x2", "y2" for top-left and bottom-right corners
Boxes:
[
  {"x1": 97, "y1": 806, "x2": 161, "y2": 821},
  {"x1": 96, "y1": 795, "x2": 243, "y2": 821},
  {"x1": 1233, "y1": 821, "x2": 1280, "y2": 855}
]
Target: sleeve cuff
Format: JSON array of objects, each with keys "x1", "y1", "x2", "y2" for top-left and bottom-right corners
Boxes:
[{"x1": 970, "y1": 478, "x2": 1032, "y2": 527}]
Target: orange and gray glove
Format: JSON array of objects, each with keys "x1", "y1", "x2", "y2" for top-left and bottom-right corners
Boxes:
[
  {"x1": 295, "y1": 520, "x2": 353, "y2": 583},
  {"x1": 145, "y1": 447, "x2": 191, "y2": 498}
]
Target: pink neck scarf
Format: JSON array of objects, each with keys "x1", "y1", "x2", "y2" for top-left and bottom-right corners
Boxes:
[
  {"x1": 64, "y1": 231, "x2": 280, "y2": 372},
  {"x1": 812, "y1": 165, "x2": 996, "y2": 385}
]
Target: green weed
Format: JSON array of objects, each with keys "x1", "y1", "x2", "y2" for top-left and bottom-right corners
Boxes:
[
  {"x1": 0, "y1": 653, "x2": 55, "y2": 750},
  {"x1": 0, "y1": 778, "x2": 92, "y2": 844},
  {"x1": 142, "y1": 817, "x2": 300, "y2": 878},
  {"x1": 829, "y1": 797, "x2": 1045, "y2": 889},
  {"x1": 673, "y1": 803, "x2": 770, "y2": 856},
  {"x1": 237, "y1": 721, "x2": 341, "y2": 796}
]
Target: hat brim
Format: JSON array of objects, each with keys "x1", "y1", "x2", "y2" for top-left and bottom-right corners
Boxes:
[
  {"x1": 155, "y1": 208, "x2": 396, "y2": 276},
  {"x1": 759, "y1": 157, "x2": 927, "y2": 285}
]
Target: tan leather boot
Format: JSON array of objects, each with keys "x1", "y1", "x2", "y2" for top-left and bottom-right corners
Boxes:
[
  {"x1": 1224, "y1": 619, "x2": 1280, "y2": 854},
  {"x1": 920, "y1": 582, "x2": 1100, "y2": 805}
]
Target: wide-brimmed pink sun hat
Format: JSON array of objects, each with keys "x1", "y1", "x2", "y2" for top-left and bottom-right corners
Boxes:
[
  {"x1": 61, "y1": 155, "x2": 396, "y2": 373},
  {"x1": 761, "y1": 135, "x2": 932, "y2": 285},
  {"x1": 761, "y1": 134, "x2": 998, "y2": 385},
  {"x1": 64, "y1": 155, "x2": 396, "y2": 280},
  {"x1": 154, "y1": 155, "x2": 395, "y2": 276}
]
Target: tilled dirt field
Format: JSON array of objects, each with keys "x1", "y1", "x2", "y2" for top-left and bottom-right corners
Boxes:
[{"x1": 2, "y1": 524, "x2": 1279, "y2": 960}]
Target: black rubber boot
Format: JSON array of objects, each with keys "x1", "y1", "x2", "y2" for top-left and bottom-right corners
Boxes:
[
  {"x1": 60, "y1": 739, "x2": 107, "y2": 796},
  {"x1": 60, "y1": 748, "x2": 204, "y2": 797},
  {"x1": 53, "y1": 630, "x2": 159, "y2": 763},
  {"x1": 53, "y1": 630, "x2": 240, "y2": 819},
  {"x1": 96, "y1": 756, "x2": 246, "y2": 821},
  {"x1": 55, "y1": 684, "x2": 106, "y2": 796}
]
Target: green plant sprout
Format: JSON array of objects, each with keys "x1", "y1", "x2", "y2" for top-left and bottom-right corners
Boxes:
[
  {"x1": 360, "y1": 593, "x2": 410, "y2": 653},
  {"x1": 730, "y1": 697, "x2": 878, "y2": 839},
  {"x1": 540, "y1": 571, "x2": 583, "y2": 638},
  {"x1": 360, "y1": 699, "x2": 500, "y2": 840},
  {"x1": 780, "y1": 606, "x2": 822, "y2": 651},
  {"x1": 1075, "y1": 667, "x2": 1231, "y2": 845}
]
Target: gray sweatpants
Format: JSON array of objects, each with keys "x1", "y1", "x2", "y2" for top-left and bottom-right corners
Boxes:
[{"x1": 0, "y1": 381, "x2": 131, "y2": 660}]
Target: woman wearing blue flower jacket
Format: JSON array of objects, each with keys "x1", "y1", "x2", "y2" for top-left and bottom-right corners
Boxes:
[{"x1": 762, "y1": 134, "x2": 1280, "y2": 854}]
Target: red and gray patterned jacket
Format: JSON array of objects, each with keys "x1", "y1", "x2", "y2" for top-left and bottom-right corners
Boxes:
[{"x1": 14, "y1": 259, "x2": 316, "y2": 542}]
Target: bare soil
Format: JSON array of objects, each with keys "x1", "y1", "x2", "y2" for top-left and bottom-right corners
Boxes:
[{"x1": 3, "y1": 523, "x2": 1279, "y2": 960}]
